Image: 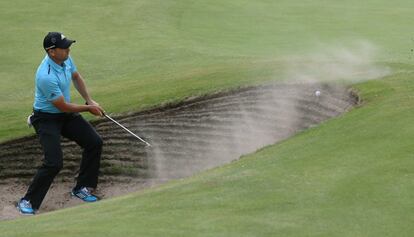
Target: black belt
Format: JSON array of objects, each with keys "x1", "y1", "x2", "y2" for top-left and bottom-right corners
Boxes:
[{"x1": 32, "y1": 109, "x2": 77, "y2": 120}]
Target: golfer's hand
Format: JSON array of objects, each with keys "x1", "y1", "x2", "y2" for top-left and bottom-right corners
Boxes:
[
  {"x1": 85, "y1": 100, "x2": 104, "y2": 116},
  {"x1": 86, "y1": 99, "x2": 100, "y2": 107},
  {"x1": 88, "y1": 105, "x2": 104, "y2": 117}
]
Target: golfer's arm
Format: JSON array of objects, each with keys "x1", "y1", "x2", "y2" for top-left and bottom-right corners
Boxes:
[
  {"x1": 72, "y1": 72, "x2": 93, "y2": 104},
  {"x1": 52, "y1": 96, "x2": 90, "y2": 113}
]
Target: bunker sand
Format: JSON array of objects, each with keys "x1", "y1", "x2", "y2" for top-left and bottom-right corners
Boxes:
[{"x1": 0, "y1": 82, "x2": 357, "y2": 220}]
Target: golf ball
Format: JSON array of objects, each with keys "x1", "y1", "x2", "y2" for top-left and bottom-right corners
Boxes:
[{"x1": 315, "y1": 90, "x2": 321, "y2": 97}]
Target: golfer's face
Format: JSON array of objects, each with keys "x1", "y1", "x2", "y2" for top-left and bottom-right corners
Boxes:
[{"x1": 51, "y1": 47, "x2": 70, "y2": 62}]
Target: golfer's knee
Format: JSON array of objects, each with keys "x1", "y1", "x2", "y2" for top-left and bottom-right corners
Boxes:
[
  {"x1": 94, "y1": 135, "x2": 103, "y2": 148},
  {"x1": 43, "y1": 161, "x2": 63, "y2": 174},
  {"x1": 43, "y1": 150, "x2": 63, "y2": 172},
  {"x1": 88, "y1": 135, "x2": 103, "y2": 150}
]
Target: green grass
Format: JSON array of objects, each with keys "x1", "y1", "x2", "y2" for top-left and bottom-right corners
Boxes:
[
  {"x1": 2, "y1": 0, "x2": 414, "y2": 236},
  {"x1": 1, "y1": 0, "x2": 414, "y2": 141}
]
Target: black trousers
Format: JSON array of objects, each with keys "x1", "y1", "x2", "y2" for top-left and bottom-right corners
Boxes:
[{"x1": 23, "y1": 111, "x2": 103, "y2": 210}]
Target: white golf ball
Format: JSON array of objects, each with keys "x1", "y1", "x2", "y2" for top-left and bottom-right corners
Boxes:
[{"x1": 315, "y1": 90, "x2": 321, "y2": 97}]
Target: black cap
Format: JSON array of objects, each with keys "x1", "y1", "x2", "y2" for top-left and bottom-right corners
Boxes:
[{"x1": 43, "y1": 32, "x2": 76, "y2": 51}]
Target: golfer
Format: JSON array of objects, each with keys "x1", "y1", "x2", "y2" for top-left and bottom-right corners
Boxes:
[{"x1": 17, "y1": 32, "x2": 104, "y2": 215}]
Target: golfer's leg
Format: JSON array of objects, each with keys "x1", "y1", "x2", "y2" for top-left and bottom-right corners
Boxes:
[
  {"x1": 24, "y1": 120, "x2": 63, "y2": 210},
  {"x1": 62, "y1": 114, "x2": 102, "y2": 189}
]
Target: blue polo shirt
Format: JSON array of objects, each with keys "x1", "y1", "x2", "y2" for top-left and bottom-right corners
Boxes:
[{"x1": 33, "y1": 55, "x2": 77, "y2": 113}]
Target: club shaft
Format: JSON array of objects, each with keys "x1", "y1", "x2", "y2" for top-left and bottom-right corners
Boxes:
[{"x1": 104, "y1": 114, "x2": 151, "y2": 146}]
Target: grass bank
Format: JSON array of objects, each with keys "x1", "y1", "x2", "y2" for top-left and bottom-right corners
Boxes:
[{"x1": 1, "y1": 67, "x2": 414, "y2": 236}]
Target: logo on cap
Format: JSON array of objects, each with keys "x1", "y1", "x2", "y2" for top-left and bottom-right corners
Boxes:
[{"x1": 43, "y1": 32, "x2": 75, "y2": 51}]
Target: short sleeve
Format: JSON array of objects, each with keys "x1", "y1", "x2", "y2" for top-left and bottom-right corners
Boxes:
[{"x1": 37, "y1": 76, "x2": 63, "y2": 101}]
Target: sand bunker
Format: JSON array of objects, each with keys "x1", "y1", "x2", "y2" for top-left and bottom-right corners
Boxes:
[{"x1": 0, "y1": 82, "x2": 357, "y2": 220}]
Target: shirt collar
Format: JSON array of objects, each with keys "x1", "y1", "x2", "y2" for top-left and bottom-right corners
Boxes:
[{"x1": 46, "y1": 55, "x2": 67, "y2": 72}]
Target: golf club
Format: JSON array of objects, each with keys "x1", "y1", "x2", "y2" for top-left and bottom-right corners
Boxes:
[{"x1": 104, "y1": 113, "x2": 151, "y2": 147}]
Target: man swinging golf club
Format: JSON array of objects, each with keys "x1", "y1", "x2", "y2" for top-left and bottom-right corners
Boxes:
[{"x1": 17, "y1": 32, "x2": 104, "y2": 215}]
